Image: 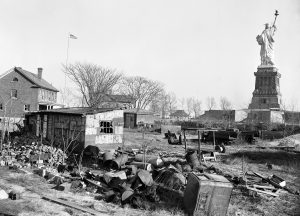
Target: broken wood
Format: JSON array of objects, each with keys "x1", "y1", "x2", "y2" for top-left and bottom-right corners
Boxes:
[
  {"x1": 84, "y1": 177, "x2": 110, "y2": 191},
  {"x1": 252, "y1": 171, "x2": 299, "y2": 195},
  {"x1": 42, "y1": 195, "x2": 108, "y2": 215},
  {"x1": 252, "y1": 184, "x2": 276, "y2": 190},
  {"x1": 246, "y1": 186, "x2": 279, "y2": 197}
]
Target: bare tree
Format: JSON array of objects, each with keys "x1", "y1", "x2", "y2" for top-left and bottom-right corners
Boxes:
[
  {"x1": 149, "y1": 91, "x2": 168, "y2": 118},
  {"x1": 219, "y1": 97, "x2": 233, "y2": 128},
  {"x1": 61, "y1": 124, "x2": 83, "y2": 164},
  {"x1": 63, "y1": 62, "x2": 122, "y2": 108},
  {"x1": 186, "y1": 97, "x2": 193, "y2": 118},
  {"x1": 192, "y1": 98, "x2": 202, "y2": 118},
  {"x1": 165, "y1": 92, "x2": 177, "y2": 117},
  {"x1": 206, "y1": 97, "x2": 216, "y2": 110},
  {"x1": 219, "y1": 97, "x2": 232, "y2": 110},
  {"x1": 58, "y1": 87, "x2": 83, "y2": 107},
  {"x1": 179, "y1": 97, "x2": 186, "y2": 110},
  {"x1": 118, "y1": 76, "x2": 164, "y2": 110}
]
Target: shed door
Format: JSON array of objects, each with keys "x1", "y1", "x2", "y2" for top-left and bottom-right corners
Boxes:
[{"x1": 125, "y1": 113, "x2": 136, "y2": 128}]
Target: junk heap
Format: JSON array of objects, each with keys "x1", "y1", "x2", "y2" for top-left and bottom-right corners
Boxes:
[{"x1": 1, "y1": 135, "x2": 299, "y2": 213}]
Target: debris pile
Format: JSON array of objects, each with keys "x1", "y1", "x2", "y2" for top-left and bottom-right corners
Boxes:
[
  {"x1": 0, "y1": 141, "x2": 67, "y2": 168},
  {"x1": 76, "y1": 148, "x2": 192, "y2": 209},
  {"x1": 1, "y1": 135, "x2": 299, "y2": 214}
]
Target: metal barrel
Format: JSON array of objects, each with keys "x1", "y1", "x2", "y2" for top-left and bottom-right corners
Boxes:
[
  {"x1": 110, "y1": 154, "x2": 128, "y2": 170},
  {"x1": 103, "y1": 151, "x2": 114, "y2": 167},
  {"x1": 185, "y1": 151, "x2": 200, "y2": 169}
]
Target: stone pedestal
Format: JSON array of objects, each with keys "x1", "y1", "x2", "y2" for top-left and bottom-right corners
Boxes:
[{"x1": 248, "y1": 66, "x2": 282, "y2": 110}]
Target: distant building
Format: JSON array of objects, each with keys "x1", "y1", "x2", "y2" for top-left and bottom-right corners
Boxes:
[
  {"x1": 100, "y1": 94, "x2": 135, "y2": 109},
  {"x1": 170, "y1": 110, "x2": 189, "y2": 121},
  {"x1": 123, "y1": 108, "x2": 159, "y2": 128},
  {"x1": 199, "y1": 110, "x2": 235, "y2": 122},
  {"x1": 284, "y1": 111, "x2": 300, "y2": 125}
]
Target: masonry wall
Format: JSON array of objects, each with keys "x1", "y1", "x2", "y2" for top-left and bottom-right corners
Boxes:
[{"x1": 0, "y1": 70, "x2": 38, "y2": 118}]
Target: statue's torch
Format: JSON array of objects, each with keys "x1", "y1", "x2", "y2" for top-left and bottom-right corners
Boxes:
[{"x1": 273, "y1": 10, "x2": 279, "y2": 26}]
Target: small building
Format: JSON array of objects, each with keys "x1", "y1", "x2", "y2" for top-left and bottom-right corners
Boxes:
[
  {"x1": 25, "y1": 107, "x2": 124, "y2": 151},
  {"x1": 199, "y1": 110, "x2": 236, "y2": 122},
  {"x1": 123, "y1": 108, "x2": 159, "y2": 128},
  {"x1": 170, "y1": 110, "x2": 189, "y2": 121},
  {"x1": 100, "y1": 94, "x2": 135, "y2": 109},
  {"x1": 284, "y1": 111, "x2": 300, "y2": 125}
]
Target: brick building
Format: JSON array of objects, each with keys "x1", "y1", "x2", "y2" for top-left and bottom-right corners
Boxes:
[{"x1": 0, "y1": 67, "x2": 59, "y2": 120}]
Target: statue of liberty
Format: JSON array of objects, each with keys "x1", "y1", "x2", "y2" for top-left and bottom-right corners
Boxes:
[{"x1": 256, "y1": 10, "x2": 279, "y2": 66}]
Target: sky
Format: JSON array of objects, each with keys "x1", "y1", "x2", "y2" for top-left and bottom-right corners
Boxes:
[{"x1": 0, "y1": 0, "x2": 300, "y2": 110}]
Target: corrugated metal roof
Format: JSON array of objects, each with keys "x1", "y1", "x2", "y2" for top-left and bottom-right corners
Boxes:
[{"x1": 15, "y1": 67, "x2": 59, "y2": 92}]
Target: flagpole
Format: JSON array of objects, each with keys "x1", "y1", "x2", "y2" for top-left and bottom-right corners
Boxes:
[{"x1": 65, "y1": 33, "x2": 70, "y2": 90}]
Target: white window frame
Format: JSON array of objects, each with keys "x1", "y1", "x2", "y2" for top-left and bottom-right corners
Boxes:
[{"x1": 24, "y1": 104, "x2": 30, "y2": 112}]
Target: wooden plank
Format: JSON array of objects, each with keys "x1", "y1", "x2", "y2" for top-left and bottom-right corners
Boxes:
[
  {"x1": 183, "y1": 130, "x2": 187, "y2": 152},
  {"x1": 198, "y1": 130, "x2": 201, "y2": 160},
  {"x1": 246, "y1": 186, "x2": 279, "y2": 197},
  {"x1": 84, "y1": 178, "x2": 109, "y2": 191},
  {"x1": 42, "y1": 195, "x2": 108, "y2": 215},
  {"x1": 253, "y1": 184, "x2": 276, "y2": 190}
]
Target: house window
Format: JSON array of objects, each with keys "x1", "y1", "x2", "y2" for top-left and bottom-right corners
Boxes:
[
  {"x1": 24, "y1": 104, "x2": 30, "y2": 111},
  {"x1": 0, "y1": 103, "x2": 3, "y2": 110},
  {"x1": 11, "y1": 89, "x2": 17, "y2": 98},
  {"x1": 100, "y1": 121, "x2": 113, "y2": 133},
  {"x1": 12, "y1": 77, "x2": 18, "y2": 82}
]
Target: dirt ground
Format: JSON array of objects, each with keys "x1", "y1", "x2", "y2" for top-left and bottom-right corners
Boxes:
[{"x1": 0, "y1": 129, "x2": 300, "y2": 216}]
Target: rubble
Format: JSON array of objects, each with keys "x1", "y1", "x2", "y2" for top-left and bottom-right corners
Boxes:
[{"x1": 0, "y1": 135, "x2": 67, "y2": 168}]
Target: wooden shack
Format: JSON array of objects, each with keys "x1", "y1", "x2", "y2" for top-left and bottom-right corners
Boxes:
[
  {"x1": 124, "y1": 108, "x2": 159, "y2": 128},
  {"x1": 25, "y1": 107, "x2": 124, "y2": 151}
]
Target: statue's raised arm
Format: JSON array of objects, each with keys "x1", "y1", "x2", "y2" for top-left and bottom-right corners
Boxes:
[{"x1": 257, "y1": 10, "x2": 279, "y2": 66}]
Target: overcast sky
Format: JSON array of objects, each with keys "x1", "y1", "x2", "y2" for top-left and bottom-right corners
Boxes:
[{"x1": 1, "y1": 0, "x2": 300, "y2": 110}]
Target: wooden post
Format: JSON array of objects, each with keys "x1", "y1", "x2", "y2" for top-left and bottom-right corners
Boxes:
[
  {"x1": 198, "y1": 130, "x2": 201, "y2": 163},
  {"x1": 213, "y1": 131, "x2": 216, "y2": 149},
  {"x1": 183, "y1": 129, "x2": 187, "y2": 152}
]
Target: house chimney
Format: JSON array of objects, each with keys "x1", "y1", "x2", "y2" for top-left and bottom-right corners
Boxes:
[{"x1": 37, "y1": 67, "x2": 43, "y2": 79}]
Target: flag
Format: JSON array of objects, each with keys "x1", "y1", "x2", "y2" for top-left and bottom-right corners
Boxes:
[{"x1": 69, "y1": 34, "x2": 78, "y2": 39}]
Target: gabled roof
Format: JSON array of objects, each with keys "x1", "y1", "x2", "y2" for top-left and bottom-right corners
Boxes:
[
  {"x1": 170, "y1": 110, "x2": 189, "y2": 118},
  {"x1": 0, "y1": 67, "x2": 59, "y2": 92},
  {"x1": 15, "y1": 67, "x2": 59, "y2": 92}
]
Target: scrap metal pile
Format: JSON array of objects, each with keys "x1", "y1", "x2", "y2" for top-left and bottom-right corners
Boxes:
[{"x1": 64, "y1": 148, "x2": 200, "y2": 209}]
